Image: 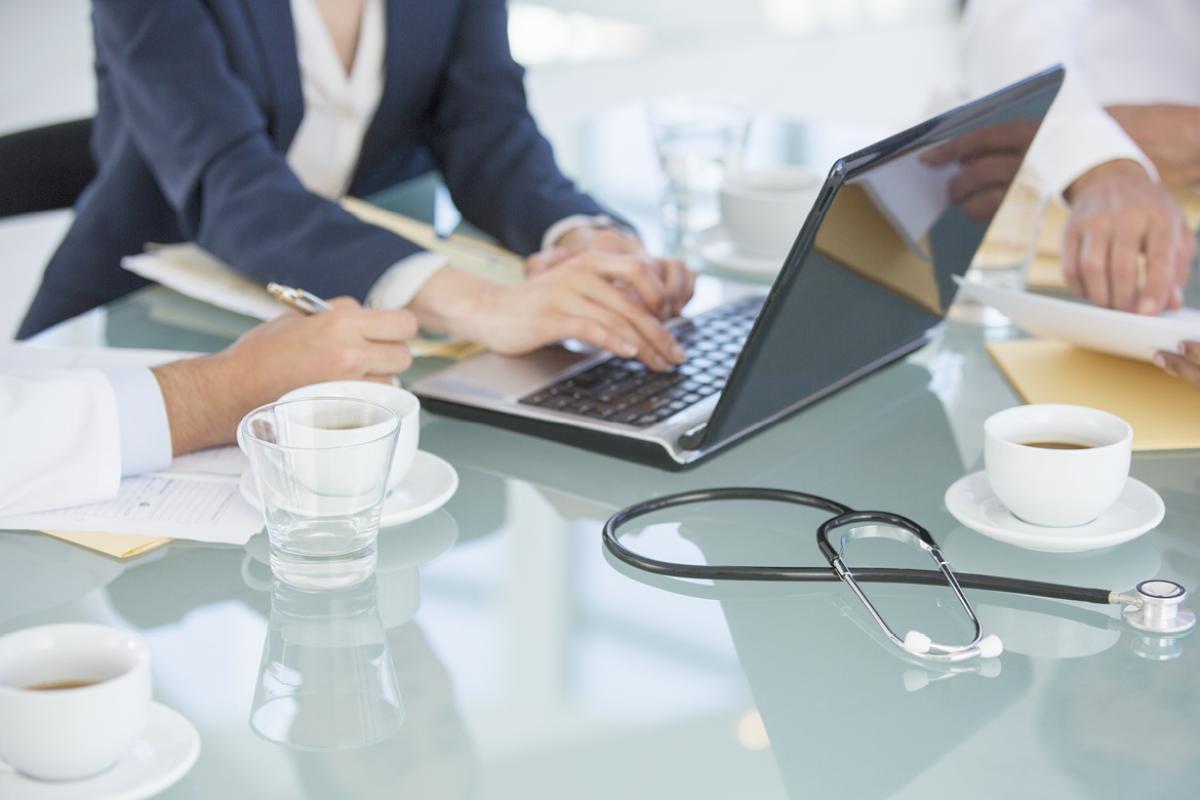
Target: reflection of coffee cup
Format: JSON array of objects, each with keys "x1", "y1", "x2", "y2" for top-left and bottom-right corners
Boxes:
[
  {"x1": 984, "y1": 404, "x2": 1133, "y2": 527},
  {"x1": 719, "y1": 167, "x2": 822, "y2": 258},
  {"x1": 282, "y1": 382, "x2": 421, "y2": 490},
  {"x1": 0, "y1": 624, "x2": 151, "y2": 780}
]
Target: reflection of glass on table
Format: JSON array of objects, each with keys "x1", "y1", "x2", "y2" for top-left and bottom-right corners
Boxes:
[
  {"x1": 251, "y1": 574, "x2": 404, "y2": 751},
  {"x1": 646, "y1": 95, "x2": 749, "y2": 251}
]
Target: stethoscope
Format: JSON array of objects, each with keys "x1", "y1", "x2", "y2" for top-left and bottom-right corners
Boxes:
[{"x1": 602, "y1": 488, "x2": 1196, "y2": 663}]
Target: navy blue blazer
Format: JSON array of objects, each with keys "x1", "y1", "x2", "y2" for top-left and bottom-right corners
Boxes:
[{"x1": 19, "y1": 0, "x2": 612, "y2": 337}]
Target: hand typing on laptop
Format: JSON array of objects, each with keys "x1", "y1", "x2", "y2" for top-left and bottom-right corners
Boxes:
[{"x1": 408, "y1": 234, "x2": 694, "y2": 373}]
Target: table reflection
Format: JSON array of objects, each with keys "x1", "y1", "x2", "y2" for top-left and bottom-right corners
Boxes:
[{"x1": 251, "y1": 574, "x2": 405, "y2": 751}]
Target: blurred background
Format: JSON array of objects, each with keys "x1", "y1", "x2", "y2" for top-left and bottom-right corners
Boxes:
[{"x1": 0, "y1": 0, "x2": 965, "y2": 337}]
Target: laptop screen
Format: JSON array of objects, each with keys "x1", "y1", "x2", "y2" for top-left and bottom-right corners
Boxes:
[{"x1": 701, "y1": 67, "x2": 1064, "y2": 450}]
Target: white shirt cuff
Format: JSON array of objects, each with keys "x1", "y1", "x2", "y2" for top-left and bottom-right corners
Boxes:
[
  {"x1": 366, "y1": 251, "x2": 450, "y2": 309},
  {"x1": 102, "y1": 367, "x2": 173, "y2": 477},
  {"x1": 541, "y1": 214, "x2": 621, "y2": 253},
  {"x1": 1028, "y1": 108, "x2": 1159, "y2": 199}
]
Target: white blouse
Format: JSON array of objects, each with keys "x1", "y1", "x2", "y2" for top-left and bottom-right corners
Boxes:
[{"x1": 284, "y1": 0, "x2": 603, "y2": 309}]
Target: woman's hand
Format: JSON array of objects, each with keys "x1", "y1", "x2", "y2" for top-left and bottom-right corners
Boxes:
[
  {"x1": 410, "y1": 259, "x2": 687, "y2": 372},
  {"x1": 525, "y1": 225, "x2": 696, "y2": 319},
  {"x1": 1155, "y1": 341, "x2": 1200, "y2": 388}
]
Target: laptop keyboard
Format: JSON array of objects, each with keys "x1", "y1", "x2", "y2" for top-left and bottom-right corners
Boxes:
[{"x1": 519, "y1": 295, "x2": 764, "y2": 427}]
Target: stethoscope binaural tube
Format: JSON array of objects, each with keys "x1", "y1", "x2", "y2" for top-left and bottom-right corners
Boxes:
[
  {"x1": 602, "y1": 488, "x2": 1113, "y2": 601},
  {"x1": 818, "y1": 510, "x2": 1001, "y2": 661}
]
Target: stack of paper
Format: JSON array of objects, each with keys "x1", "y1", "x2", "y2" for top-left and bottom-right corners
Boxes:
[
  {"x1": 120, "y1": 200, "x2": 531, "y2": 360},
  {"x1": 955, "y1": 278, "x2": 1200, "y2": 362}
]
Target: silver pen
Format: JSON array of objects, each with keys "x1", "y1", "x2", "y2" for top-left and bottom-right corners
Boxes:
[{"x1": 267, "y1": 282, "x2": 334, "y2": 315}]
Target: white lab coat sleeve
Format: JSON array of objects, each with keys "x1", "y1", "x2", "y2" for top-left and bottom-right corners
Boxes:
[
  {"x1": 961, "y1": 0, "x2": 1157, "y2": 198},
  {"x1": 0, "y1": 370, "x2": 124, "y2": 516}
]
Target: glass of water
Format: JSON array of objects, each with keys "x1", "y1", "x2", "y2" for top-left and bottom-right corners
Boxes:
[
  {"x1": 647, "y1": 95, "x2": 750, "y2": 251},
  {"x1": 238, "y1": 397, "x2": 399, "y2": 588},
  {"x1": 963, "y1": 171, "x2": 1049, "y2": 329}
]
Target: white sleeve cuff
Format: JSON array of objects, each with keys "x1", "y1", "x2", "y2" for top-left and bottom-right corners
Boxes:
[
  {"x1": 366, "y1": 252, "x2": 450, "y2": 309},
  {"x1": 1028, "y1": 108, "x2": 1159, "y2": 199},
  {"x1": 102, "y1": 367, "x2": 173, "y2": 477},
  {"x1": 541, "y1": 214, "x2": 620, "y2": 253}
]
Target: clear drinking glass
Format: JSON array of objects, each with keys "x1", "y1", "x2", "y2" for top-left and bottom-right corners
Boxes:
[
  {"x1": 647, "y1": 95, "x2": 750, "y2": 251},
  {"x1": 250, "y1": 573, "x2": 404, "y2": 751},
  {"x1": 962, "y1": 172, "x2": 1049, "y2": 320},
  {"x1": 238, "y1": 397, "x2": 400, "y2": 588}
]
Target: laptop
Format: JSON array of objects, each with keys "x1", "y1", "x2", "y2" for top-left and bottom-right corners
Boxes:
[{"x1": 412, "y1": 67, "x2": 1064, "y2": 470}]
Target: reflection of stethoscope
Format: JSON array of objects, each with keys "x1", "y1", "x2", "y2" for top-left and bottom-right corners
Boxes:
[{"x1": 602, "y1": 488, "x2": 1196, "y2": 663}]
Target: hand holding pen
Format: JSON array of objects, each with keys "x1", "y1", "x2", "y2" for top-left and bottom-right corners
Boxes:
[{"x1": 244, "y1": 284, "x2": 418, "y2": 385}]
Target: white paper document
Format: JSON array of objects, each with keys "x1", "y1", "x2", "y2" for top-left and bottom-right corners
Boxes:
[
  {"x1": 123, "y1": 244, "x2": 285, "y2": 321},
  {"x1": 162, "y1": 445, "x2": 248, "y2": 478},
  {"x1": 956, "y1": 278, "x2": 1200, "y2": 362},
  {"x1": 0, "y1": 472, "x2": 262, "y2": 544}
]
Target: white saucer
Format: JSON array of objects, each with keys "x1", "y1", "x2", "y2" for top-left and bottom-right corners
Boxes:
[
  {"x1": 692, "y1": 224, "x2": 784, "y2": 279},
  {"x1": 0, "y1": 702, "x2": 200, "y2": 800},
  {"x1": 944, "y1": 471, "x2": 1165, "y2": 553},
  {"x1": 239, "y1": 449, "x2": 459, "y2": 528}
]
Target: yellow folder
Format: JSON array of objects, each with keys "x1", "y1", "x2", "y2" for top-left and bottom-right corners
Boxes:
[
  {"x1": 40, "y1": 530, "x2": 171, "y2": 559},
  {"x1": 987, "y1": 339, "x2": 1200, "y2": 451}
]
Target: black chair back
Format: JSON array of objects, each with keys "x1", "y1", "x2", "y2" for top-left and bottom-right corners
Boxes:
[{"x1": 0, "y1": 118, "x2": 95, "y2": 219}]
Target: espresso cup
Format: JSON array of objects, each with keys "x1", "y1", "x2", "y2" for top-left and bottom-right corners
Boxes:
[
  {"x1": 984, "y1": 404, "x2": 1133, "y2": 528},
  {"x1": 282, "y1": 381, "x2": 420, "y2": 490},
  {"x1": 719, "y1": 166, "x2": 822, "y2": 258},
  {"x1": 0, "y1": 624, "x2": 151, "y2": 781}
]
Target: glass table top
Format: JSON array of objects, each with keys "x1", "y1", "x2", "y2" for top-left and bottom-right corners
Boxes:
[{"x1": 3, "y1": 117, "x2": 1199, "y2": 799}]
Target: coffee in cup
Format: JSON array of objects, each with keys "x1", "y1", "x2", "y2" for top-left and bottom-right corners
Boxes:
[
  {"x1": 719, "y1": 166, "x2": 822, "y2": 258},
  {"x1": 0, "y1": 623, "x2": 151, "y2": 781},
  {"x1": 983, "y1": 404, "x2": 1132, "y2": 528}
]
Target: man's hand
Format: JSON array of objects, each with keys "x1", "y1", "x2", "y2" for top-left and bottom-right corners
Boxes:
[
  {"x1": 1106, "y1": 104, "x2": 1200, "y2": 188},
  {"x1": 1062, "y1": 160, "x2": 1195, "y2": 314},
  {"x1": 525, "y1": 225, "x2": 696, "y2": 319},
  {"x1": 1155, "y1": 341, "x2": 1200, "y2": 389},
  {"x1": 153, "y1": 299, "x2": 417, "y2": 454}
]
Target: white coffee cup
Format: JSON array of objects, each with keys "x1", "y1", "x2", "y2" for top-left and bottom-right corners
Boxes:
[
  {"x1": 281, "y1": 381, "x2": 420, "y2": 490},
  {"x1": 983, "y1": 404, "x2": 1133, "y2": 528},
  {"x1": 0, "y1": 624, "x2": 151, "y2": 781},
  {"x1": 719, "y1": 166, "x2": 822, "y2": 258}
]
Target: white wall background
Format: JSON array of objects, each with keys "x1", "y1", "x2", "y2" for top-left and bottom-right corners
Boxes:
[{"x1": 0, "y1": 0, "x2": 963, "y2": 338}]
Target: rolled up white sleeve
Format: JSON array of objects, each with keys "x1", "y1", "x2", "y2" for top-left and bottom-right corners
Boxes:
[
  {"x1": 0, "y1": 371, "x2": 124, "y2": 516},
  {"x1": 961, "y1": 0, "x2": 1157, "y2": 197}
]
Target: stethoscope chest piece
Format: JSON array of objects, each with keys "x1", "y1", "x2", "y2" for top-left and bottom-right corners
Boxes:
[{"x1": 1122, "y1": 580, "x2": 1196, "y2": 636}]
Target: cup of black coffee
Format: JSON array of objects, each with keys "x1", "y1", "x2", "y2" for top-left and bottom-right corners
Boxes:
[
  {"x1": 984, "y1": 404, "x2": 1133, "y2": 527},
  {"x1": 0, "y1": 624, "x2": 151, "y2": 780}
]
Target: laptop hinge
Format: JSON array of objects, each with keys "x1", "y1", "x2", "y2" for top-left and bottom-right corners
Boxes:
[{"x1": 678, "y1": 422, "x2": 708, "y2": 451}]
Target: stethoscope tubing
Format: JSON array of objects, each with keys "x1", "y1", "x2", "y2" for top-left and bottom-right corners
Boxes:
[{"x1": 602, "y1": 487, "x2": 1113, "y2": 606}]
